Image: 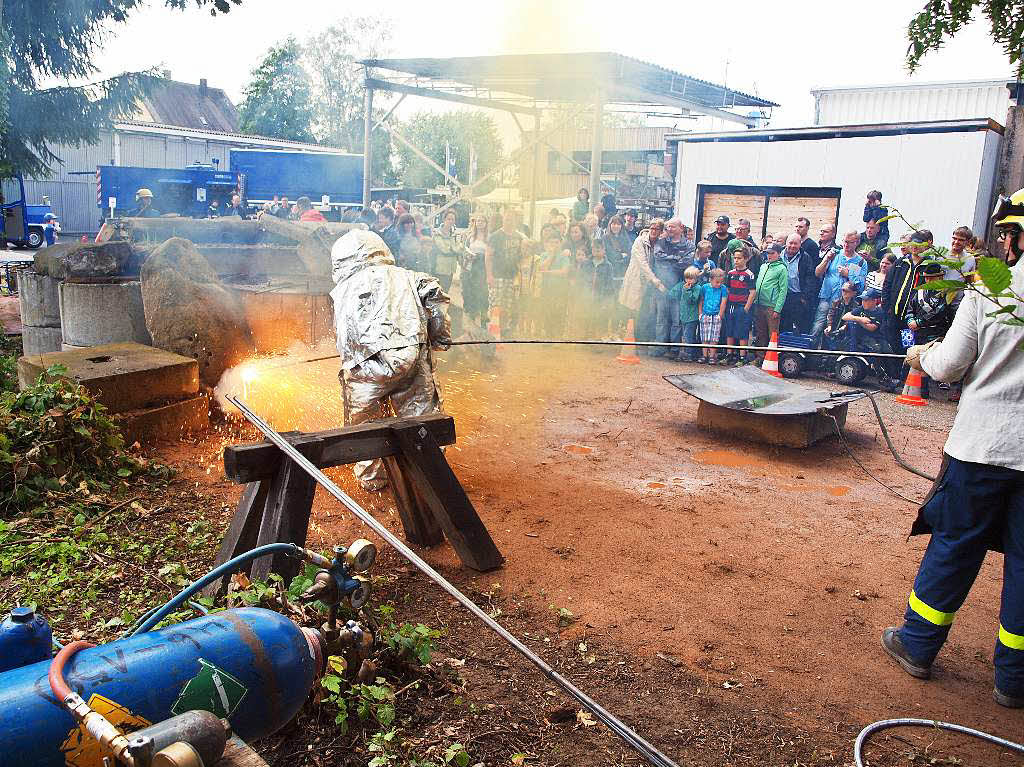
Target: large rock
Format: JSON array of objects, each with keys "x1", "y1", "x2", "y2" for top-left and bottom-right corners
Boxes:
[
  {"x1": 34, "y1": 241, "x2": 137, "y2": 280},
  {"x1": 140, "y1": 237, "x2": 253, "y2": 385}
]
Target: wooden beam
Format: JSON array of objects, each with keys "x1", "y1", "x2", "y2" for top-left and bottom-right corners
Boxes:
[
  {"x1": 224, "y1": 413, "x2": 456, "y2": 483},
  {"x1": 366, "y1": 77, "x2": 538, "y2": 116},
  {"x1": 250, "y1": 440, "x2": 324, "y2": 582},
  {"x1": 382, "y1": 455, "x2": 444, "y2": 546},
  {"x1": 390, "y1": 422, "x2": 503, "y2": 572},
  {"x1": 203, "y1": 480, "x2": 271, "y2": 598}
]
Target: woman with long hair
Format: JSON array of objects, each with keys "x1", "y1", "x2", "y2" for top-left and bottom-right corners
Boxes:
[
  {"x1": 461, "y1": 213, "x2": 490, "y2": 328},
  {"x1": 564, "y1": 221, "x2": 591, "y2": 259},
  {"x1": 602, "y1": 215, "x2": 631, "y2": 275},
  {"x1": 397, "y1": 213, "x2": 431, "y2": 272}
]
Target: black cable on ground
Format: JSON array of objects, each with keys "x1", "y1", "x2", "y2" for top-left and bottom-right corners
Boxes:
[
  {"x1": 862, "y1": 392, "x2": 937, "y2": 481},
  {"x1": 828, "y1": 413, "x2": 923, "y2": 506}
]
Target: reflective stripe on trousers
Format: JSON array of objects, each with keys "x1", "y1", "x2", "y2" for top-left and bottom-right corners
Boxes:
[{"x1": 897, "y1": 455, "x2": 1024, "y2": 695}]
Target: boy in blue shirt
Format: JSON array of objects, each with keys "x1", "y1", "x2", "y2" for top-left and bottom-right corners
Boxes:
[{"x1": 698, "y1": 268, "x2": 728, "y2": 364}]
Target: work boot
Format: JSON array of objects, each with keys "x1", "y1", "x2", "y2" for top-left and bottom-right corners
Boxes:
[
  {"x1": 881, "y1": 626, "x2": 932, "y2": 679},
  {"x1": 994, "y1": 687, "x2": 1024, "y2": 708}
]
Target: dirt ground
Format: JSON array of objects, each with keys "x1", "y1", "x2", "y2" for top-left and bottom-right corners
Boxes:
[{"x1": 171, "y1": 344, "x2": 1020, "y2": 765}]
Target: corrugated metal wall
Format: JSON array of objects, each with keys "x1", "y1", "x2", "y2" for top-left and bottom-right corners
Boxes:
[
  {"x1": 22, "y1": 128, "x2": 312, "y2": 235},
  {"x1": 814, "y1": 81, "x2": 1010, "y2": 126},
  {"x1": 519, "y1": 126, "x2": 671, "y2": 199},
  {"x1": 674, "y1": 127, "x2": 1001, "y2": 246}
]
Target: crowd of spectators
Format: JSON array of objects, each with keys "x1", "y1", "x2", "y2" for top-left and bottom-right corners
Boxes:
[
  {"x1": 616, "y1": 189, "x2": 986, "y2": 397},
  {"x1": 313, "y1": 188, "x2": 984, "y2": 400}
]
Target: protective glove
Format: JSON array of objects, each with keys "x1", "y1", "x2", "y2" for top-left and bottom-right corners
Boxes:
[{"x1": 905, "y1": 340, "x2": 939, "y2": 371}]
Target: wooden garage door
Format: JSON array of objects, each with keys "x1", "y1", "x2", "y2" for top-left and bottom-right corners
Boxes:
[
  {"x1": 764, "y1": 196, "x2": 840, "y2": 241},
  {"x1": 699, "y1": 192, "x2": 765, "y2": 239}
]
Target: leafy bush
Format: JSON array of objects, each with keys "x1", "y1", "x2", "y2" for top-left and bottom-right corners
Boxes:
[
  {"x1": 0, "y1": 334, "x2": 20, "y2": 394},
  {"x1": 0, "y1": 364, "x2": 139, "y2": 513}
]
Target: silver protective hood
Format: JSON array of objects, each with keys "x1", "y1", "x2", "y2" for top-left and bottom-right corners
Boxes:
[{"x1": 330, "y1": 229, "x2": 451, "y2": 371}]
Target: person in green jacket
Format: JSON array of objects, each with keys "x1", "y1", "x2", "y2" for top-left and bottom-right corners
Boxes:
[
  {"x1": 753, "y1": 243, "x2": 789, "y2": 362},
  {"x1": 668, "y1": 266, "x2": 702, "y2": 361},
  {"x1": 571, "y1": 188, "x2": 590, "y2": 222}
]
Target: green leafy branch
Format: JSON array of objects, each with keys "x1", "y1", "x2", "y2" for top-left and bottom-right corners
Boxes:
[{"x1": 876, "y1": 207, "x2": 1024, "y2": 344}]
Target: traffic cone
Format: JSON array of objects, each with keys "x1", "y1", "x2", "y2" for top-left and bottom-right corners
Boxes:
[
  {"x1": 616, "y1": 318, "x2": 641, "y2": 365},
  {"x1": 896, "y1": 369, "x2": 928, "y2": 406},
  {"x1": 761, "y1": 331, "x2": 783, "y2": 377},
  {"x1": 487, "y1": 306, "x2": 502, "y2": 342}
]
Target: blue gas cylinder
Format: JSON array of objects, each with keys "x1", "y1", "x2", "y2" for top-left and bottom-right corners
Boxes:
[
  {"x1": 0, "y1": 607, "x2": 325, "y2": 767},
  {"x1": 0, "y1": 606, "x2": 53, "y2": 673}
]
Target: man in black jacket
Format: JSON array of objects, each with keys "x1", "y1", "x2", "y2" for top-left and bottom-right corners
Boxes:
[{"x1": 780, "y1": 233, "x2": 818, "y2": 333}]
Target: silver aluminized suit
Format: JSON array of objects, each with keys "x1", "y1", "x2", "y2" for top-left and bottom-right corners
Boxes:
[{"x1": 330, "y1": 230, "x2": 451, "y2": 490}]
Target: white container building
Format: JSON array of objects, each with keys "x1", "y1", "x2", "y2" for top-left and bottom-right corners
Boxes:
[
  {"x1": 668, "y1": 119, "x2": 1003, "y2": 246},
  {"x1": 811, "y1": 79, "x2": 1013, "y2": 126}
]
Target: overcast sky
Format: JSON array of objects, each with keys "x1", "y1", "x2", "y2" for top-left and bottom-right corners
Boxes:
[{"x1": 93, "y1": 0, "x2": 1013, "y2": 133}]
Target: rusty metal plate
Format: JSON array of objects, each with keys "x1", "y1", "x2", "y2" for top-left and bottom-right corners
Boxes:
[{"x1": 663, "y1": 366, "x2": 866, "y2": 415}]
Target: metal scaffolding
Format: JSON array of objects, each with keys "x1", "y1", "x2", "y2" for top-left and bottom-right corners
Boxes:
[{"x1": 359, "y1": 52, "x2": 777, "y2": 228}]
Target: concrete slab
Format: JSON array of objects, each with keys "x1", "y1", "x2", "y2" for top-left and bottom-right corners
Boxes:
[
  {"x1": 696, "y1": 400, "x2": 847, "y2": 449},
  {"x1": 116, "y1": 393, "x2": 209, "y2": 446},
  {"x1": 17, "y1": 342, "x2": 199, "y2": 412}
]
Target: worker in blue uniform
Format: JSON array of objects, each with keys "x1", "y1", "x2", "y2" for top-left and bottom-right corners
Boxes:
[{"x1": 881, "y1": 190, "x2": 1024, "y2": 708}]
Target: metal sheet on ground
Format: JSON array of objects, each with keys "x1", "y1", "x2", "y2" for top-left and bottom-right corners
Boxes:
[{"x1": 663, "y1": 366, "x2": 866, "y2": 415}]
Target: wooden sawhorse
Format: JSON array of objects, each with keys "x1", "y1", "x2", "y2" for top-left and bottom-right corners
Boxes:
[{"x1": 208, "y1": 413, "x2": 503, "y2": 592}]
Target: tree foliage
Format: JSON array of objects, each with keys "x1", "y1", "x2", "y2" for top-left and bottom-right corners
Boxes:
[
  {"x1": 394, "y1": 111, "x2": 504, "y2": 193},
  {"x1": 238, "y1": 37, "x2": 316, "y2": 143},
  {"x1": 907, "y1": 0, "x2": 1024, "y2": 77},
  {"x1": 1, "y1": 0, "x2": 239, "y2": 178}
]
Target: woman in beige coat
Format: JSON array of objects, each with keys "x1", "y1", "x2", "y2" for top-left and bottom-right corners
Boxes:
[{"x1": 618, "y1": 218, "x2": 666, "y2": 347}]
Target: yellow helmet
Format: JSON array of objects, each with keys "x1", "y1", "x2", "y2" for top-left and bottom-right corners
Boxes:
[
  {"x1": 135, "y1": 188, "x2": 153, "y2": 199},
  {"x1": 991, "y1": 187, "x2": 1024, "y2": 227}
]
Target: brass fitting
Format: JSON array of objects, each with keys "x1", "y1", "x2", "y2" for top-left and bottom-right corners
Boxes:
[{"x1": 63, "y1": 692, "x2": 136, "y2": 767}]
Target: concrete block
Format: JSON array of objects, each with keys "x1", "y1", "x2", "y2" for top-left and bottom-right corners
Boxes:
[
  {"x1": 59, "y1": 281, "x2": 152, "y2": 347},
  {"x1": 17, "y1": 342, "x2": 199, "y2": 413},
  {"x1": 20, "y1": 326, "x2": 63, "y2": 357},
  {"x1": 18, "y1": 271, "x2": 60, "y2": 327},
  {"x1": 116, "y1": 393, "x2": 210, "y2": 446},
  {"x1": 696, "y1": 400, "x2": 847, "y2": 449}
]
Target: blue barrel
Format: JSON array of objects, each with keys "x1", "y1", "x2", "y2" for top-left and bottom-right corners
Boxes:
[
  {"x1": 0, "y1": 607, "x2": 324, "y2": 767},
  {"x1": 0, "y1": 606, "x2": 53, "y2": 673}
]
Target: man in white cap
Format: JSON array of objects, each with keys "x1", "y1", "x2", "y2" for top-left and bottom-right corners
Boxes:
[{"x1": 330, "y1": 230, "x2": 451, "y2": 491}]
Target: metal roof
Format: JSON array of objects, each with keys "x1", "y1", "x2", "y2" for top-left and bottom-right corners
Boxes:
[
  {"x1": 362, "y1": 52, "x2": 777, "y2": 113},
  {"x1": 665, "y1": 117, "x2": 1003, "y2": 145}
]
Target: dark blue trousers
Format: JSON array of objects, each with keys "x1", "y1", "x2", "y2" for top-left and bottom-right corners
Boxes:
[{"x1": 897, "y1": 456, "x2": 1024, "y2": 694}]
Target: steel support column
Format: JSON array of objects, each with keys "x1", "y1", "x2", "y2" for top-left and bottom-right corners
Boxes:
[
  {"x1": 589, "y1": 91, "x2": 604, "y2": 207},
  {"x1": 529, "y1": 104, "x2": 539, "y2": 235},
  {"x1": 362, "y1": 82, "x2": 373, "y2": 208}
]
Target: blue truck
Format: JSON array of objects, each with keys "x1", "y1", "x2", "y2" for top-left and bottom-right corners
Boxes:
[
  {"x1": 2, "y1": 176, "x2": 58, "y2": 249},
  {"x1": 94, "y1": 163, "x2": 239, "y2": 220},
  {"x1": 230, "y1": 148, "x2": 363, "y2": 213},
  {"x1": 93, "y1": 149, "x2": 364, "y2": 221}
]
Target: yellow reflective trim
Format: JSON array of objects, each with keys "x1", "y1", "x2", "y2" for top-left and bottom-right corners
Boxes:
[
  {"x1": 908, "y1": 590, "x2": 955, "y2": 626},
  {"x1": 999, "y1": 624, "x2": 1024, "y2": 651}
]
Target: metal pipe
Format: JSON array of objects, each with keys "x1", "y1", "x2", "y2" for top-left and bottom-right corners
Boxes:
[
  {"x1": 278, "y1": 339, "x2": 907, "y2": 373},
  {"x1": 226, "y1": 396, "x2": 681, "y2": 767}
]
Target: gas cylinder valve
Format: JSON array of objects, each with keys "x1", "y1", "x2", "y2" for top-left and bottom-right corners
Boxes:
[{"x1": 298, "y1": 539, "x2": 377, "y2": 610}]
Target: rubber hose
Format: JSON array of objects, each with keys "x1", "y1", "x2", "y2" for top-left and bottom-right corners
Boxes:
[
  {"x1": 854, "y1": 718, "x2": 1024, "y2": 766},
  {"x1": 122, "y1": 599, "x2": 210, "y2": 638},
  {"x1": 48, "y1": 640, "x2": 95, "y2": 700},
  {"x1": 862, "y1": 391, "x2": 937, "y2": 482},
  {"x1": 128, "y1": 543, "x2": 303, "y2": 636}
]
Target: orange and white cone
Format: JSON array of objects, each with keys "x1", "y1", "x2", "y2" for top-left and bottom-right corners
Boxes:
[
  {"x1": 896, "y1": 369, "x2": 928, "y2": 406},
  {"x1": 761, "y1": 331, "x2": 783, "y2": 377},
  {"x1": 487, "y1": 306, "x2": 502, "y2": 342},
  {"x1": 616, "y1": 318, "x2": 641, "y2": 364}
]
